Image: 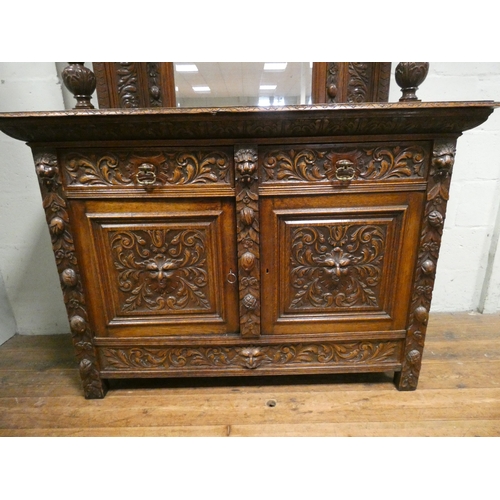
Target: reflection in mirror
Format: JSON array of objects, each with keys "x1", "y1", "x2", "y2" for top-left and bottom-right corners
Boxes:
[{"x1": 174, "y1": 62, "x2": 312, "y2": 107}]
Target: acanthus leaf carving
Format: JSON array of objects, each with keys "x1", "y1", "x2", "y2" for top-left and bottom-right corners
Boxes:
[
  {"x1": 63, "y1": 149, "x2": 231, "y2": 187},
  {"x1": 109, "y1": 228, "x2": 211, "y2": 313},
  {"x1": 289, "y1": 223, "x2": 387, "y2": 311},
  {"x1": 261, "y1": 144, "x2": 428, "y2": 183},
  {"x1": 100, "y1": 340, "x2": 400, "y2": 371},
  {"x1": 115, "y1": 62, "x2": 141, "y2": 108}
]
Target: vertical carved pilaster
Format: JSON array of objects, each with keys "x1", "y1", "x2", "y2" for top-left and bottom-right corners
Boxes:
[
  {"x1": 33, "y1": 150, "x2": 107, "y2": 399},
  {"x1": 146, "y1": 62, "x2": 162, "y2": 107},
  {"x1": 326, "y1": 63, "x2": 340, "y2": 102},
  {"x1": 115, "y1": 62, "x2": 141, "y2": 108},
  {"x1": 346, "y1": 63, "x2": 371, "y2": 103},
  {"x1": 235, "y1": 146, "x2": 261, "y2": 337},
  {"x1": 395, "y1": 139, "x2": 457, "y2": 390}
]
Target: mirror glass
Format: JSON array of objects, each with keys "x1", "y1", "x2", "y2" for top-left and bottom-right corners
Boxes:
[{"x1": 174, "y1": 62, "x2": 312, "y2": 107}]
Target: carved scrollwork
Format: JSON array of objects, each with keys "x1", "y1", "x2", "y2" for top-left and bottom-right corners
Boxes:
[
  {"x1": 289, "y1": 223, "x2": 387, "y2": 311},
  {"x1": 62, "y1": 149, "x2": 231, "y2": 187},
  {"x1": 109, "y1": 228, "x2": 211, "y2": 313},
  {"x1": 115, "y1": 63, "x2": 141, "y2": 108},
  {"x1": 396, "y1": 139, "x2": 457, "y2": 390},
  {"x1": 347, "y1": 63, "x2": 370, "y2": 103},
  {"x1": 100, "y1": 340, "x2": 400, "y2": 371},
  {"x1": 235, "y1": 147, "x2": 260, "y2": 337},
  {"x1": 261, "y1": 144, "x2": 428, "y2": 183},
  {"x1": 33, "y1": 150, "x2": 106, "y2": 399}
]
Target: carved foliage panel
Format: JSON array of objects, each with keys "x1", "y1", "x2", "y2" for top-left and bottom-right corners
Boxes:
[
  {"x1": 325, "y1": 63, "x2": 391, "y2": 103},
  {"x1": 287, "y1": 222, "x2": 388, "y2": 312},
  {"x1": 99, "y1": 340, "x2": 402, "y2": 373},
  {"x1": 61, "y1": 148, "x2": 233, "y2": 189},
  {"x1": 33, "y1": 150, "x2": 106, "y2": 398},
  {"x1": 91, "y1": 216, "x2": 226, "y2": 324},
  {"x1": 107, "y1": 225, "x2": 213, "y2": 315},
  {"x1": 261, "y1": 143, "x2": 429, "y2": 184}
]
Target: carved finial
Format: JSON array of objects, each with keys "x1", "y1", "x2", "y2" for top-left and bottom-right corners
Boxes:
[
  {"x1": 395, "y1": 62, "x2": 429, "y2": 102},
  {"x1": 61, "y1": 63, "x2": 96, "y2": 109}
]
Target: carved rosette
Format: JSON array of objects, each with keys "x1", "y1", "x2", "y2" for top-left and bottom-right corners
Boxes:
[
  {"x1": 33, "y1": 150, "x2": 107, "y2": 399},
  {"x1": 261, "y1": 144, "x2": 428, "y2": 183},
  {"x1": 100, "y1": 340, "x2": 400, "y2": 372},
  {"x1": 235, "y1": 147, "x2": 260, "y2": 337},
  {"x1": 395, "y1": 139, "x2": 457, "y2": 390},
  {"x1": 62, "y1": 149, "x2": 231, "y2": 187}
]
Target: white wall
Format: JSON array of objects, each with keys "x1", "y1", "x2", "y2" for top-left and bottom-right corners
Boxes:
[
  {"x1": 0, "y1": 62, "x2": 499, "y2": 342},
  {"x1": 388, "y1": 63, "x2": 500, "y2": 312}
]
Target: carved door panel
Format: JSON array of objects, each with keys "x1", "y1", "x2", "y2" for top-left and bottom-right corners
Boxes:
[
  {"x1": 69, "y1": 198, "x2": 239, "y2": 337},
  {"x1": 260, "y1": 191, "x2": 424, "y2": 335}
]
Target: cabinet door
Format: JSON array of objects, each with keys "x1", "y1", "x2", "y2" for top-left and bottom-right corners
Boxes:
[
  {"x1": 261, "y1": 191, "x2": 424, "y2": 335},
  {"x1": 69, "y1": 198, "x2": 239, "y2": 337}
]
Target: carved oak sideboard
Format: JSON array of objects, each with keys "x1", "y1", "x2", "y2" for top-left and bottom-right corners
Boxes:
[{"x1": 0, "y1": 102, "x2": 497, "y2": 398}]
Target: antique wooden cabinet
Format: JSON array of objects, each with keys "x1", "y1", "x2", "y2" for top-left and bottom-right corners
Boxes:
[{"x1": 0, "y1": 98, "x2": 497, "y2": 398}]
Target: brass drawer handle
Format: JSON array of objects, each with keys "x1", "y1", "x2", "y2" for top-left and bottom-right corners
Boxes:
[
  {"x1": 136, "y1": 163, "x2": 157, "y2": 186},
  {"x1": 335, "y1": 159, "x2": 355, "y2": 181}
]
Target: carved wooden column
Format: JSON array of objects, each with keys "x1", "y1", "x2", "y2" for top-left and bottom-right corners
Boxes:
[
  {"x1": 234, "y1": 146, "x2": 261, "y2": 338},
  {"x1": 395, "y1": 139, "x2": 457, "y2": 390},
  {"x1": 312, "y1": 62, "x2": 392, "y2": 103},
  {"x1": 33, "y1": 149, "x2": 107, "y2": 398},
  {"x1": 92, "y1": 62, "x2": 176, "y2": 108}
]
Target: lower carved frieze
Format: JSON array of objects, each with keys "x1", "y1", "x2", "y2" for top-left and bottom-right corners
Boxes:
[{"x1": 99, "y1": 340, "x2": 402, "y2": 373}]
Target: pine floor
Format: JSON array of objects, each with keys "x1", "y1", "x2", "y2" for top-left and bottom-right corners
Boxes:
[{"x1": 0, "y1": 312, "x2": 499, "y2": 437}]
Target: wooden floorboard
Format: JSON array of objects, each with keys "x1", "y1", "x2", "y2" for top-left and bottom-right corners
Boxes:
[{"x1": 0, "y1": 312, "x2": 499, "y2": 436}]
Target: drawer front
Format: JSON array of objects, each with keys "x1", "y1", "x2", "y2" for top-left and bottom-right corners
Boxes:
[
  {"x1": 59, "y1": 147, "x2": 234, "y2": 196},
  {"x1": 259, "y1": 141, "x2": 430, "y2": 194},
  {"x1": 260, "y1": 190, "x2": 424, "y2": 335}
]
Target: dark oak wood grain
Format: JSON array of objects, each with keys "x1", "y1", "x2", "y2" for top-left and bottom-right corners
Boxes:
[{"x1": 0, "y1": 87, "x2": 498, "y2": 398}]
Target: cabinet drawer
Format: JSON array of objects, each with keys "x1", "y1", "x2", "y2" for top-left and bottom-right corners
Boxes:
[
  {"x1": 259, "y1": 141, "x2": 431, "y2": 195},
  {"x1": 59, "y1": 147, "x2": 234, "y2": 197}
]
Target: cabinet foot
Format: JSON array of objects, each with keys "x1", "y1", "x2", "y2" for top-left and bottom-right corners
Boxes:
[
  {"x1": 393, "y1": 370, "x2": 418, "y2": 391},
  {"x1": 83, "y1": 378, "x2": 109, "y2": 399}
]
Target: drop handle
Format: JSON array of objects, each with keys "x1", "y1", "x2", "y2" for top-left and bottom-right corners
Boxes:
[
  {"x1": 136, "y1": 163, "x2": 157, "y2": 186},
  {"x1": 335, "y1": 159, "x2": 356, "y2": 181},
  {"x1": 227, "y1": 269, "x2": 237, "y2": 284}
]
